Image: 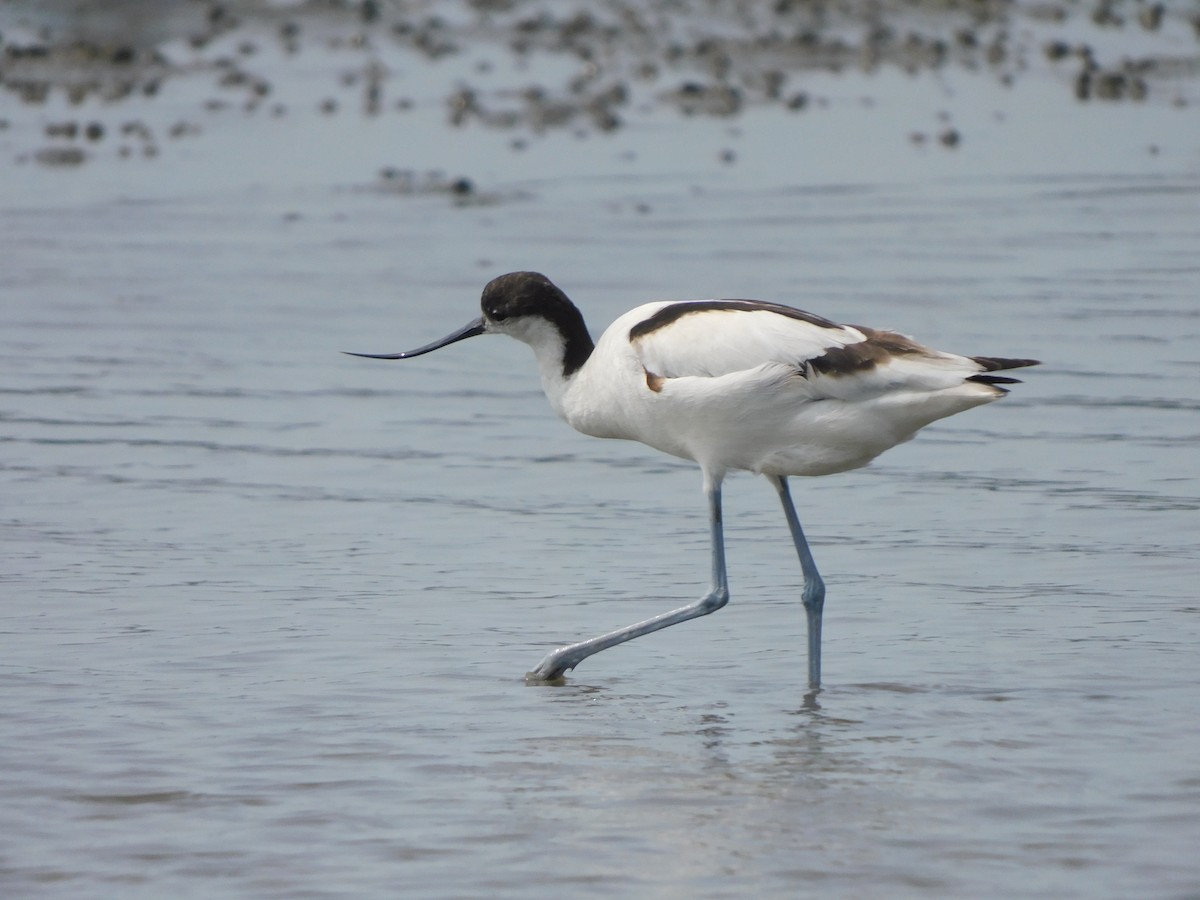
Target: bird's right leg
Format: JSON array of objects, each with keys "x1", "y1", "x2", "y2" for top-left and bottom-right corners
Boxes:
[
  {"x1": 526, "y1": 474, "x2": 730, "y2": 682},
  {"x1": 768, "y1": 475, "x2": 826, "y2": 691}
]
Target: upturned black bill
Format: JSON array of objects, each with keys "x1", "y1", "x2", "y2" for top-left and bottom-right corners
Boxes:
[{"x1": 343, "y1": 317, "x2": 486, "y2": 360}]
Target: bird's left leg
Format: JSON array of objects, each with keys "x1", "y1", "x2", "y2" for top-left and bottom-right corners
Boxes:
[
  {"x1": 768, "y1": 475, "x2": 826, "y2": 690},
  {"x1": 526, "y1": 473, "x2": 730, "y2": 682}
]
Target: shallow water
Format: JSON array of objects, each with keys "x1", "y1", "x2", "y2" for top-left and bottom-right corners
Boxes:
[{"x1": 3, "y1": 5, "x2": 1200, "y2": 898}]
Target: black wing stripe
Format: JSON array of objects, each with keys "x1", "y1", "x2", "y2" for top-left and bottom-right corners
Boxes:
[{"x1": 629, "y1": 300, "x2": 841, "y2": 341}]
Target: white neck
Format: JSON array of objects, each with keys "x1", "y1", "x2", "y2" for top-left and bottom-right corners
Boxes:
[{"x1": 507, "y1": 316, "x2": 576, "y2": 420}]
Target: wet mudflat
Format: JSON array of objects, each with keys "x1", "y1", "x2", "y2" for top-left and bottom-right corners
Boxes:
[{"x1": 2, "y1": 2, "x2": 1199, "y2": 898}]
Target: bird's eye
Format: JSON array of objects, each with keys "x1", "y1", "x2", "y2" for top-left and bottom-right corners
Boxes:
[{"x1": 488, "y1": 307, "x2": 507, "y2": 321}]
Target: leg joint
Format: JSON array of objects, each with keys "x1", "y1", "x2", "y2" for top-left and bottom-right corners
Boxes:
[
  {"x1": 697, "y1": 586, "x2": 729, "y2": 615},
  {"x1": 802, "y1": 576, "x2": 825, "y2": 612}
]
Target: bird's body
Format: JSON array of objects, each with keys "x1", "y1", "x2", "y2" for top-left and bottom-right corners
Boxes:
[
  {"x1": 348, "y1": 272, "x2": 1038, "y2": 690},
  {"x1": 543, "y1": 299, "x2": 1015, "y2": 480}
]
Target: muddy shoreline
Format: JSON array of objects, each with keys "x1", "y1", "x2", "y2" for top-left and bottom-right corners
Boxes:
[{"x1": 2, "y1": 0, "x2": 1196, "y2": 168}]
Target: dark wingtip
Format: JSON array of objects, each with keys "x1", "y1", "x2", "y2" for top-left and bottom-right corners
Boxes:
[
  {"x1": 971, "y1": 356, "x2": 1041, "y2": 372},
  {"x1": 968, "y1": 373, "x2": 1024, "y2": 386}
]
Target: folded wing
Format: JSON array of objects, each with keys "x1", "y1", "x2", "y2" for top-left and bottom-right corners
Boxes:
[
  {"x1": 629, "y1": 300, "x2": 867, "y2": 379},
  {"x1": 628, "y1": 300, "x2": 1037, "y2": 401}
]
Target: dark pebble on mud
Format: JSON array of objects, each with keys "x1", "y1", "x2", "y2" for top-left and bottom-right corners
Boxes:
[
  {"x1": 121, "y1": 120, "x2": 153, "y2": 141},
  {"x1": 18, "y1": 82, "x2": 51, "y2": 104},
  {"x1": 589, "y1": 105, "x2": 621, "y2": 131},
  {"x1": 6, "y1": 44, "x2": 49, "y2": 58},
  {"x1": 763, "y1": 70, "x2": 786, "y2": 100},
  {"x1": 1091, "y1": 2, "x2": 1124, "y2": 27},
  {"x1": 670, "y1": 82, "x2": 741, "y2": 117},
  {"x1": 35, "y1": 146, "x2": 86, "y2": 166},
  {"x1": 1138, "y1": 4, "x2": 1164, "y2": 31},
  {"x1": 168, "y1": 121, "x2": 201, "y2": 138},
  {"x1": 219, "y1": 69, "x2": 249, "y2": 88},
  {"x1": 939, "y1": 128, "x2": 960, "y2": 147},
  {"x1": 1093, "y1": 71, "x2": 1132, "y2": 100},
  {"x1": 85, "y1": 122, "x2": 104, "y2": 141},
  {"x1": 1045, "y1": 40, "x2": 1072, "y2": 61},
  {"x1": 45, "y1": 121, "x2": 78, "y2": 139},
  {"x1": 1075, "y1": 70, "x2": 1092, "y2": 100}
]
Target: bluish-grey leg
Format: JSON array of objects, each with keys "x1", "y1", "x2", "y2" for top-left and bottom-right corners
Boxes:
[
  {"x1": 527, "y1": 477, "x2": 730, "y2": 682},
  {"x1": 768, "y1": 475, "x2": 826, "y2": 690}
]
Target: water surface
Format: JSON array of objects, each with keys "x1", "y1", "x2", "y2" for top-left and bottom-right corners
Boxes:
[{"x1": 2, "y1": 6, "x2": 1199, "y2": 898}]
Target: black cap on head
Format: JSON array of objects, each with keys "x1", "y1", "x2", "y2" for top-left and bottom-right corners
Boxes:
[
  {"x1": 480, "y1": 271, "x2": 573, "y2": 323},
  {"x1": 480, "y1": 272, "x2": 594, "y2": 375}
]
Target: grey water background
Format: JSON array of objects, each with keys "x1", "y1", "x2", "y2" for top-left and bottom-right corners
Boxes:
[{"x1": 3, "y1": 4, "x2": 1200, "y2": 898}]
